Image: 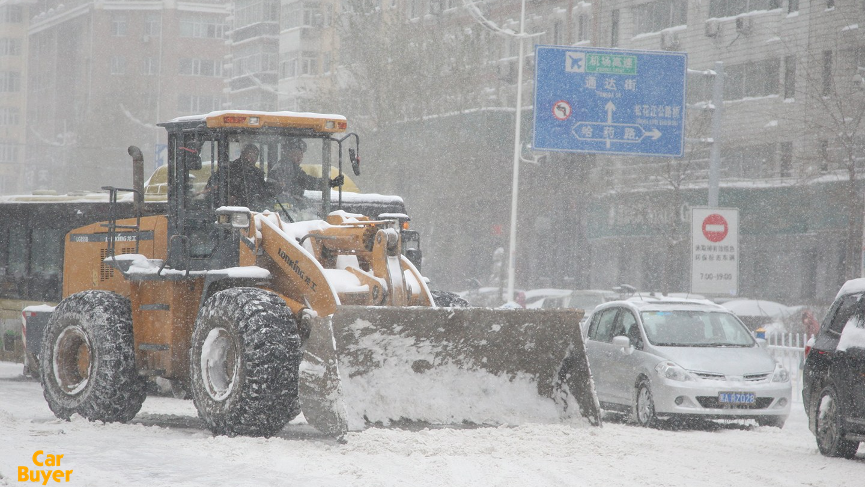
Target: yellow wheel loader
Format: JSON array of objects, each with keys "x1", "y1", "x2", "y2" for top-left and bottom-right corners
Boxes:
[{"x1": 37, "y1": 110, "x2": 600, "y2": 439}]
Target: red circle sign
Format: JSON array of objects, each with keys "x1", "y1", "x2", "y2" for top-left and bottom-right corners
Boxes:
[
  {"x1": 702, "y1": 214, "x2": 728, "y2": 242},
  {"x1": 552, "y1": 101, "x2": 572, "y2": 121}
]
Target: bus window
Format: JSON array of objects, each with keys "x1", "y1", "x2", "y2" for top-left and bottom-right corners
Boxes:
[
  {"x1": 0, "y1": 227, "x2": 7, "y2": 276},
  {"x1": 30, "y1": 229, "x2": 65, "y2": 274},
  {"x1": 7, "y1": 226, "x2": 28, "y2": 276}
]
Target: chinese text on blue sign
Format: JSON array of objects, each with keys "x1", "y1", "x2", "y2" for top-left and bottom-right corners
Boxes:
[{"x1": 533, "y1": 46, "x2": 687, "y2": 157}]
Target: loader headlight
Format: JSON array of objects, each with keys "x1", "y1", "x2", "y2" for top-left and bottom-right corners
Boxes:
[{"x1": 216, "y1": 207, "x2": 251, "y2": 229}]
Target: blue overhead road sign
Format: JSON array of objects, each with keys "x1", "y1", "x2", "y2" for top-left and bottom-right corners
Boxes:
[{"x1": 533, "y1": 46, "x2": 687, "y2": 157}]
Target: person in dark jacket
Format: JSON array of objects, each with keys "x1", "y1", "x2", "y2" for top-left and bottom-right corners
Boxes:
[
  {"x1": 270, "y1": 138, "x2": 343, "y2": 198},
  {"x1": 206, "y1": 143, "x2": 279, "y2": 209}
]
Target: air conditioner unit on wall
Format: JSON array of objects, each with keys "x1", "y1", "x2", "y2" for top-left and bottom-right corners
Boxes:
[
  {"x1": 705, "y1": 19, "x2": 720, "y2": 37},
  {"x1": 660, "y1": 31, "x2": 680, "y2": 50},
  {"x1": 735, "y1": 16, "x2": 753, "y2": 35}
]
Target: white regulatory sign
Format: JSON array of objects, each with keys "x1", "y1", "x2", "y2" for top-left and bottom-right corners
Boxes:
[{"x1": 691, "y1": 207, "x2": 739, "y2": 296}]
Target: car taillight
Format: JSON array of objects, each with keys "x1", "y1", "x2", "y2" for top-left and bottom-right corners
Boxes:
[{"x1": 804, "y1": 344, "x2": 811, "y2": 358}]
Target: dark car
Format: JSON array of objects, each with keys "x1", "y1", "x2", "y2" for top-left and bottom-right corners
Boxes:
[{"x1": 802, "y1": 278, "x2": 865, "y2": 458}]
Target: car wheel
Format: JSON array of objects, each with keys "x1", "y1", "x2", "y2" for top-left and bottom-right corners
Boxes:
[
  {"x1": 633, "y1": 380, "x2": 657, "y2": 428},
  {"x1": 756, "y1": 415, "x2": 786, "y2": 428},
  {"x1": 815, "y1": 385, "x2": 859, "y2": 458}
]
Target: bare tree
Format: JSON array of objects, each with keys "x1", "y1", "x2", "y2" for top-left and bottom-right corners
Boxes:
[{"x1": 791, "y1": 6, "x2": 865, "y2": 281}]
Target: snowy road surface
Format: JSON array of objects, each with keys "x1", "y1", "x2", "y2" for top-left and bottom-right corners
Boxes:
[{"x1": 1, "y1": 361, "x2": 862, "y2": 486}]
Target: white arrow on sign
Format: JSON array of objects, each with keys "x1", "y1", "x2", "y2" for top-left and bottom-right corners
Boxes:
[
  {"x1": 646, "y1": 128, "x2": 662, "y2": 140},
  {"x1": 605, "y1": 102, "x2": 615, "y2": 148}
]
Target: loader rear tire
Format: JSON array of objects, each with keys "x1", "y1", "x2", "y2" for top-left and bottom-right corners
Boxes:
[
  {"x1": 190, "y1": 288, "x2": 301, "y2": 437},
  {"x1": 39, "y1": 291, "x2": 146, "y2": 423},
  {"x1": 431, "y1": 290, "x2": 469, "y2": 308}
]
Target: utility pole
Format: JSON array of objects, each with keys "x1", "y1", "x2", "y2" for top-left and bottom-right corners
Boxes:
[
  {"x1": 506, "y1": 0, "x2": 528, "y2": 304},
  {"x1": 708, "y1": 61, "x2": 724, "y2": 208}
]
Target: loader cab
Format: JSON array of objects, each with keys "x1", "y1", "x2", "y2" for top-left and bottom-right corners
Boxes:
[{"x1": 157, "y1": 111, "x2": 354, "y2": 271}]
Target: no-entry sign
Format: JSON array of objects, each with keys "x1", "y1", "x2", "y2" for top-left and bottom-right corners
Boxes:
[
  {"x1": 702, "y1": 213, "x2": 728, "y2": 242},
  {"x1": 691, "y1": 207, "x2": 739, "y2": 296}
]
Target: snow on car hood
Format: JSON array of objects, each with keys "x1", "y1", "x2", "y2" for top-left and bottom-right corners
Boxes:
[{"x1": 655, "y1": 345, "x2": 776, "y2": 376}]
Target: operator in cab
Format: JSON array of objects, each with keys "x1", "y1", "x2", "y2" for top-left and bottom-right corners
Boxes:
[
  {"x1": 269, "y1": 138, "x2": 344, "y2": 199},
  {"x1": 205, "y1": 143, "x2": 281, "y2": 210}
]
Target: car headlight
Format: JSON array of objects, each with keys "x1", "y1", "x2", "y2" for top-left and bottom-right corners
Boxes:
[
  {"x1": 655, "y1": 361, "x2": 693, "y2": 382},
  {"x1": 772, "y1": 364, "x2": 790, "y2": 383}
]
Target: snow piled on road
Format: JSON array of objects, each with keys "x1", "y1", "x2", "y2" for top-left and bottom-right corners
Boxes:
[{"x1": 0, "y1": 361, "x2": 862, "y2": 486}]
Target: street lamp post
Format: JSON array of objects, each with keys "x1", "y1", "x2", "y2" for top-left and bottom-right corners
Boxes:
[{"x1": 506, "y1": 0, "x2": 527, "y2": 304}]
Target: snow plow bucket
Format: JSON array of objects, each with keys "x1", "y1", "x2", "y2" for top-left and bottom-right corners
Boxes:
[{"x1": 298, "y1": 306, "x2": 601, "y2": 438}]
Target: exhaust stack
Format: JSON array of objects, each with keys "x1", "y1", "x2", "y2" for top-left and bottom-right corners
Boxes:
[{"x1": 127, "y1": 145, "x2": 144, "y2": 214}]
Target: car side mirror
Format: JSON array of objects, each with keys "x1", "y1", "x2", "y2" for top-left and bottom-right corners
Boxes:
[
  {"x1": 612, "y1": 335, "x2": 633, "y2": 355},
  {"x1": 755, "y1": 337, "x2": 768, "y2": 349}
]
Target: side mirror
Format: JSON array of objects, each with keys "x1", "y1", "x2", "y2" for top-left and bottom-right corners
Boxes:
[
  {"x1": 612, "y1": 335, "x2": 633, "y2": 355},
  {"x1": 349, "y1": 148, "x2": 360, "y2": 176},
  {"x1": 755, "y1": 337, "x2": 768, "y2": 349}
]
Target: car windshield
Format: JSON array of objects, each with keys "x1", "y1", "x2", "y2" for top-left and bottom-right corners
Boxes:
[{"x1": 640, "y1": 310, "x2": 755, "y2": 347}]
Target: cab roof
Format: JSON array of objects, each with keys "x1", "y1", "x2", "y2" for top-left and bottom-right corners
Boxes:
[{"x1": 158, "y1": 110, "x2": 348, "y2": 133}]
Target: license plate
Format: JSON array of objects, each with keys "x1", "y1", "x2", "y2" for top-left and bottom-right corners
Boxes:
[{"x1": 718, "y1": 392, "x2": 756, "y2": 404}]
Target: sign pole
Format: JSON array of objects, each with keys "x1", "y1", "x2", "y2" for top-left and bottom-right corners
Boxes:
[
  {"x1": 506, "y1": 0, "x2": 527, "y2": 304},
  {"x1": 708, "y1": 61, "x2": 724, "y2": 208}
]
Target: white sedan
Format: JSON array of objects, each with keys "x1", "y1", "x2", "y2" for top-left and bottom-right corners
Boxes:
[{"x1": 583, "y1": 298, "x2": 791, "y2": 427}]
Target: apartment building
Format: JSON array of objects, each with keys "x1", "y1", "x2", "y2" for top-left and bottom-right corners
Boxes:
[
  {"x1": 23, "y1": 0, "x2": 229, "y2": 193},
  {"x1": 0, "y1": 0, "x2": 33, "y2": 194}
]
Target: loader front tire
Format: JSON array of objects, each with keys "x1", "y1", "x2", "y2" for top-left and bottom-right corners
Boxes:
[
  {"x1": 40, "y1": 291, "x2": 146, "y2": 423},
  {"x1": 190, "y1": 288, "x2": 301, "y2": 437}
]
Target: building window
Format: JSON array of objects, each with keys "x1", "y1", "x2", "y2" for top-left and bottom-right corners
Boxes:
[
  {"x1": 822, "y1": 50, "x2": 832, "y2": 95},
  {"x1": 709, "y1": 0, "x2": 781, "y2": 17},
  {"x1": 234, "y1": 0, "x2": 280, "y2": 30},
  {"x1": 110, "y1": 56, "x2": 126, "y2": 75},
  {"x1": 0, "y1": 38, "x2": 22, "y2": 56},
  {"x1": 783, "y1": 55, "x2": 795, "y2": 99},
  {"x1": 0, "y1": 141, "x2": 17, "y2": 162},
  {"x1": 179, "y1": 58, "x2": 223, "y2": 77},
  {"x1": 819, "y1": 140, "x2": 829, "y2": 171},
  {"x1": 300, "y1": 51, "x2": 318, "y2": 75},
  {"x1": 633, "y1": 0, "x2": 688, "y2": 35},
  {"x1": 788, "y1": 0, "x2": 799, "y2": 13},
  {"x1": 0, "y1": 107, "x2": 19, "y2": 125},
  {"x1": 177, "y1": 94, "x2": 223, "y2": 115},
  {"x1": 280, "y1": 52, "x2": 298, "y2": 79},
  {"x1": 577, "y1": 14, "x2": 589, "y2": 42},
  {"x1": 0, "y1": 71, "x2": 20, "y2": 92},
  {"x1": 780, "y1": 141, "x2": 793, "y2": 177},
  {"x1": 142, "y1": 57, "x2": 160, "y2": 76},
  {"x1": 611, "y1": 9, "x2": 619, "y2": 47},
  {"x1": 282, "y1": 1, "x2": 324, "y2": 29},
  {"x1": 111, "y1": 16, "x2": 128, "y2": 37},
  {"x1": 322, "y1": 52, "x2": 331, "y2": 73},
  {"x1": 145, "y1": 14, "x2": 162, "y2": 37},
  {"x1": 553, "y1": 21, "x2": 563, "y2": 45},
  {"x1": 724, "y1": 58, "x2": 780, "y2": 100},
  {"x1": 180, "y1": 15, "x2": 228, "y2": 39},
  {"x1": 0, "y1": 6, "x2": 23, "y2": 23}
]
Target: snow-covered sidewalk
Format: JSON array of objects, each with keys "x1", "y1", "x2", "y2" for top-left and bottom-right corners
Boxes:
[{"x1": 0, "y1": 361, "x2": 862, "y2": 486}]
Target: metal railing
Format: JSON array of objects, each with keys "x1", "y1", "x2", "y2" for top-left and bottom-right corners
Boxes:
[{"x1": 761, "y1": 332, "x2": 813, "y2": 404}]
